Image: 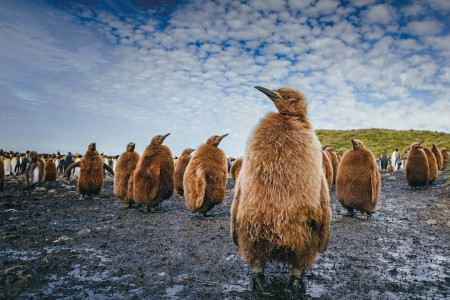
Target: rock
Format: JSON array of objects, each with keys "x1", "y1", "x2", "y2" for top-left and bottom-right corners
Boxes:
[
  {"x1": 78, "y1": 228, "x2": 92, "y2": 236},
  {"x1": 426, "y1": 219, "x2": 438, "y2": 225}
]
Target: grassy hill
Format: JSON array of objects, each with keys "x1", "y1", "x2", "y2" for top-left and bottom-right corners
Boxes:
[{"x1": 316, "y1": 128, "x2": 450, "y2": 157}]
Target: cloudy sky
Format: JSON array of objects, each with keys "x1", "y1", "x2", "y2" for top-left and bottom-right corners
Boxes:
[{"x1": 1, "y1": 0, "x2": 449, "y2": 157}]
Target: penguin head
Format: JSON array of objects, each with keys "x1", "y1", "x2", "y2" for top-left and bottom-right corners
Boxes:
[
  {"x1": 88, "y1": 142, "x2": 96, "y2": 151},
  {"x1": 151, "y1": 133, "x2": 170, "y2": 146},
  {"x1": 30, "y1": 151, "x2": 38, "y2": 162},
  {"x1": 411, "y1": 142, "x2": 423, "y2": 150},
  {"x1": 255, "y1": 86, "x2": 307, "y2": 117},
  {"x1": 182, "y1": 148, "x2": 195, "y2": 156},
  {"x1": 126, "y1": 142, "x2": 136, "y2": 152},
  {"x1": 431, "y1": 143, "x2": 437, "y2": 150},
  {"x1": 351, "y1": 139, "x2": 364, "y2": 150},
  {"x1": 206, "y1": 134, "x2": 228, "y2": 147}
]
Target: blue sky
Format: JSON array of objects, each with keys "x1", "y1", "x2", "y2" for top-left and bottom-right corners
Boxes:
[{"x1": 1, "y1": 0, "x2": 449, "y2": 157}]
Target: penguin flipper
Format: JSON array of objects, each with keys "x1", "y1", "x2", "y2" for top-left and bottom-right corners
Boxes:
[
  {"x1": 191, "y1": 167, "x2": 207, "y2": 211},
  {"x1": 318, "y1": 176, "x2": 331, "y2": 253},
  {"x1": 370, "y1": 165, "x2": 380, "y2": 203},
  {"x1": 230, "y1": 179, "x2": 241, "y2": 246},
  {"x1": 103, "y1": 163, "x2": 114, "y2": 176},
  {"x1": 64, "y1": 161, "x2": 80, "y2": 175}
]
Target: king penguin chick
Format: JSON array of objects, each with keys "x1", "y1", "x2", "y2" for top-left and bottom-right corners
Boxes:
[
  {"x1": 133, "y1": 134, "x2": 174, "y2": 212},
  {"x1": 441, "y1": 148, "x2": 449, "y2": 170},
  {"x1": 231, "y1": 86, "x2": 331, "y2": 291},
  {"x1": 336, "y1": 139, "x2": 381, "y2": 218},
  {"x1": 431, "y1": 144, "x2": 443, "y2": 171},
  {"x1": 184, "y1": 134, "x2": 228, "y2": 217},
  {"x1": 26, "y1": 151, "x2": 45, "y2": 186},
  {"x1": 64, "y1": 143, "x2": 114, "y2": 198},
  {"x1": 44, "y1": 158, "x2": 57, "y2": 181},
  {"x1": 114, "y1": 142, "x2": 140, "y2": 207},
  {"x1": 423, "y1": 146, "x2": 438, "y2": 184},
  {"x1": 322, "y1": 146, "x2": 333, "y2": 190},
  {"x1": 405, "y1": 142, "x2": 429, "y2": 188},
  {"x1": 230, "y1": 158, "x2": 243, "y2": 180},
  {"x1": 174, "y1": 148, "x2": 195, "y2": 196}
]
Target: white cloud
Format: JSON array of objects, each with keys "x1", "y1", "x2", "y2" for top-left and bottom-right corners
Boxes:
[
  {"x1": 405, "y1": 20, "x2": 443, "y2": 36},
  {"x1": 363, "y1": 4, "x2": 395, "y2": 25}
]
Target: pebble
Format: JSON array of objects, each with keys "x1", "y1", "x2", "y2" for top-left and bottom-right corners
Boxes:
[{"x1": 426, "y1": 219, "x2": 437, "y2": 225}]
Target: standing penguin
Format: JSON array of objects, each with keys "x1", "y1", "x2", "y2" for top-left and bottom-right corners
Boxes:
[
  {"x1": 326, "y1": 148, "x2": 339, "y2": 185},
  {"x1": 133, "y1": 134, "x2": 174, "y2": 212},
  {"x1": 231, "y1": 86, "x2": 331, "y2": 291},
  {"x1": 431, "y1": 144, "x2": 443, "y2": 171},
  {"x1": 405, "y1": 142, "x2": 429, "y2": 188},
  {"x1": 114, "y1": 142, "x2": 140, "y2": 207},
  {"x1": 423, "y1": 146, "x2": 438, "y2": 184},
  {"x1": 26, "y1": 151, "x2": 45, "y2": 186},
  {"x1": 4, "y1": 154, "x2": 11, "y2": 176},
  {"x1": 64, "y1": 143, "x2": 114, "y2": 198},
  {"x1": 44, "y1": 158, "x2": 57, "y2": 181},
  {"x1": 184, "y1": 134, "x2": 228, "y2": 217},
  {"x1": 322, "y1": 146, "x2": 333, "y2": 190},
  {"x1": 174, "y1": 148, "x2": 195, "y2": 196},
  {"x1": 230, "y1": 158, "x2": 243, "y2": 180},
  {"x1": 336, "y1": 139, "x2": 381, "y2": 217},
  {"x1": 441, "y1": 148, "x2": 449, "y2": 170}
]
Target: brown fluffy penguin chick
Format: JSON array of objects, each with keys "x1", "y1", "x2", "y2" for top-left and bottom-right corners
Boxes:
[
  {"x1": 405, "y1": 142, "x2": 429, "y2": 188},
  {"x1": 184, "y1": 134, "x2": 228, "y2": 217},
  {"x1": 174, "y1": 148, "x2": 195, "y2": 196},
  {"x1": 441, "y1": 148, "x2": 449, "y2": 170},
  {"x1": 231, "y1": 86, "x2": 331, "y2": 291},
  {"x1": 133, "y1": 134, "x2": 174, "y2": 212},
  {"x1": 431, "y1": 144, "x2": 443, "y2": 171},
  {"x1": 322, "y1": 146, "x2": 333, "y2": 190},
  {"x1": 230, "y1": 158, "x2": 243, "y2": 180},
  {"x1": 26, "y1": 151, "x2": 45, "y2": 186},
  {"x1": 387, "y1": 164, "x2": 394, "y2": 175},
  {"x1": 326, "y1": 148, "x2": 339, "y2": 185},
  {"x1": 0, "y1": 156, "x2": 4, "y2": 193},
  {"x1": 423, "y1": 147, "x2": 438, "y2": 184},
  {"x1": 64, "y1": 143, "x2": 114, "y2": 197},
  {"x1": 336, "y1": 139, "x2": 381, "y2": 217},
  {"x1": 114, "y1": 142, "x2": 140, "y2": 207},
  {"x1": 44, "y1": 159, "x2": 57, "y2": 181}
]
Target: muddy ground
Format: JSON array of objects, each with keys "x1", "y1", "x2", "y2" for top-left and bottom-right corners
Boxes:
[{"x1": 0, "y1": 170, "x2": 449, "y2": 299}]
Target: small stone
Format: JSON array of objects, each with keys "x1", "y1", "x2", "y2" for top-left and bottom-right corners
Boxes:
[
  {"x1": 78, "y1": 228, "x2": 92, "y2": 236},
  {"x1": 426, "y1": 219, "x2": 437, "y2": 225}
]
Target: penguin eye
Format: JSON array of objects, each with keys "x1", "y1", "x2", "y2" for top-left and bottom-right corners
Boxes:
[{"x1": 282, "y1": 95, "x2": 289, "y2": 100}]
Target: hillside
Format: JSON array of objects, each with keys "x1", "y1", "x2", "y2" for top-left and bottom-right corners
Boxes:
[{"x1": 316, "y1": 128, "x2": 450, "y2": 157}]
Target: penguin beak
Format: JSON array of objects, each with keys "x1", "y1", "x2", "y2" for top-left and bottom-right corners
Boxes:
[
  {"x1": 322, "y1": 145, "x2": 328, "y2": 150},
  {"x1": 218, "y1": 133, "x2": 229, "y2": 141},
  {"x1": 418, "y1": 142, "x2": 423, "y2": 146},
  {"x1": 162, "y1": 133, "x2": 171, "y2": 141},
  {"x1": 190, "y1": 149, "x2": 195, "y2": 154},
  {"x1": 255, "y1": 86, "x2": 279, "y2": 101}
]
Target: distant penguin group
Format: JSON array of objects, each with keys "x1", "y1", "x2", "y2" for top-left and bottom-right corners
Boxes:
[{"x1": 231, "y1": 86, "x2": 331, "y2": 291}]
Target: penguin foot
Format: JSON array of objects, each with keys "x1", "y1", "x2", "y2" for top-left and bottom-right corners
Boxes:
[
  {"x1": 147, "y1": 206, "x2": 155, "y2": 213},
  {"x1": 251, "y1": 273, "x2": 267, "y2": 292},
  {"x1": 288, "y1": 275, "x2": 306, "y2": 293},
  {"x1": 358, "y1": 211, "x2": 368, "y2": 219}
]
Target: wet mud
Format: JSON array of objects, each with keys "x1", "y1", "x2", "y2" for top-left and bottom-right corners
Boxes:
[{"x1": 0, "y1": 171, "x2": 449, "y2": 299}]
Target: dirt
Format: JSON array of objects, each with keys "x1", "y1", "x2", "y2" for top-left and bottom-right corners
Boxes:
[{"x1": 0, "y1": 171, "x2": 449, "y2": 299}]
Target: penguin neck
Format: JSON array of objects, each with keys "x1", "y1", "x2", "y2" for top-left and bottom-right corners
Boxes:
[{"x1": 282, "y1": 112, "x2": 311, "y2": 128}]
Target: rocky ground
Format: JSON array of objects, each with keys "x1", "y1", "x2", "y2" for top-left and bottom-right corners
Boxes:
[{"x1": 0, "y1": 170, "x2": 449, "y2": 299}]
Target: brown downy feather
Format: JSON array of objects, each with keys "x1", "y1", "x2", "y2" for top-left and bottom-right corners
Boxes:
[
  {"x1": 133, "y1": 134, "x2": 174, "y2": 210},
  {"x1": 26, "y1": 151, "x2": 45, "y2": 186},
  {"x1": 65, "y1": 143, "x2": 113, "y2": 196},
  {"x1": 423, "y1": 147, "x2": 438, "y2": 184},
  {"x1": 114, "y1": 142, "x2": 140, "y2": 206},
  {"x1": 405, "y1": 142, "x2": 429, "y2": 188},
  {"x1": 387, "y1": 164, "x2": 394, "y2": 175},
  {"x1": 231, "y1": 86, "x2": 331, "y2": 271},
  {"x1": 184, "y1": 134, "x2": 228, "y2": 215},
  {"x1": 431, "y1": 144, "x2": 443, "y2": 171},
  {"x1": 230, "y1": 158, "x2": 243, "y2": 180},
  {"x1": 44, "y1": 160, "x2": 57, "y2": 181},
  {"x1": 336, "y1": 139, "x2": 381, "y2": 213},
  {"x1": 174, "y1": 148, "x2": 195, "y2": 196}
]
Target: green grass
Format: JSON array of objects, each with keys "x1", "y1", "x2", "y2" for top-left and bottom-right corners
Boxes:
[{"x1": 316, "y1": 128, "x2": 450, "y2": 157}]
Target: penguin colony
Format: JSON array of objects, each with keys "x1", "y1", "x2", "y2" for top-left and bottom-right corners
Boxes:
[
  {"x1": 336, "y1": 139, "x2": 381, "y2": 217},
  {"x1": 231, "y1": 87, "x2": 331, "y2": 290},
  {"x1": 2, "y1": 85, "x2": 448, "y2": 292}
]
